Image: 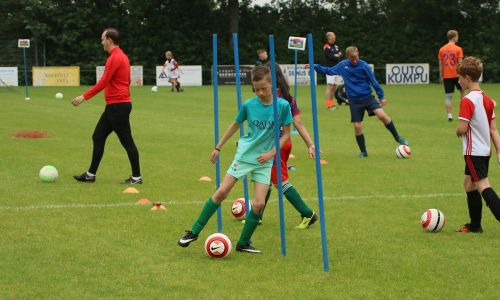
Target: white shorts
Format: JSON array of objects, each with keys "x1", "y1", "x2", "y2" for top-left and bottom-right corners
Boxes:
[
  {"x1": 326, "y1": 75, "x2": 343, "y2": 85},
  {"x1": 168, "y1": 71, "x2": 179, "y2": 79}
]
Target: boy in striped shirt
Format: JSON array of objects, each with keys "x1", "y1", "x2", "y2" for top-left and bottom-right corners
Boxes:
[{"x1": 456, "y1": 56, "x2": 500, "y2": 232}]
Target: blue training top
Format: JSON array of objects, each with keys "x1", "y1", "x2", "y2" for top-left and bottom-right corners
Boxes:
[{"x1": 314, "y1": 59, "x2": 384, "y2": 100}]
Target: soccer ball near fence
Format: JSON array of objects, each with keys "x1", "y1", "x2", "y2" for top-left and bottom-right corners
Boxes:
[
  {"x1": 204, "y1": 233, "x2": 232, "y2": 258},
  {"x1": 421, "y1": 208, "x2": 445, "y2": 232}
]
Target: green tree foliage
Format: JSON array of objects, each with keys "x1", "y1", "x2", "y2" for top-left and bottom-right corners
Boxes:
[{"x1": 1, "y1": 0, "x2": 498, "y2": 83}]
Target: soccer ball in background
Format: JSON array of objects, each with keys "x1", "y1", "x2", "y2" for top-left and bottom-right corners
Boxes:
[
  {"x1": 231, "y1": 198, "x2": 246, "y2": 220},
  {"x1": 151, "y1": 86, "x2": 158, "y2": 92},
  {"x1": 421, "y1": 208, "x2": 445, "y2": 232},
  {"x1": 396, "y1": 145, "x2": 411, "y2": 159},
  {"x1": 39, "y1": 165, "x2": 58, "y2": 183},
  {"x1": 55, "y1": 92, "x2": 63, "y2": 99},
  {"x1": 204, "y1": 233, "x2": 232, "y2": 258}
]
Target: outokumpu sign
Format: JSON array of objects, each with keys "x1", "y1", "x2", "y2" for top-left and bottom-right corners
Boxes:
[{"x1": 386, "y1": 63, "x2": 429, "y2": 84}]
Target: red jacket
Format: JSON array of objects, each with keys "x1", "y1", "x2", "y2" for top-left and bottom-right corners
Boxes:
[{"x1": 83, "y1": 47, "x2": 131, "y2": 104}]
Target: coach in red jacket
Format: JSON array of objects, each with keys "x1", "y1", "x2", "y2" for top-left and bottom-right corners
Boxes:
[{"x1": 71, "y1": 28, "x2": 142, "y2": 184}]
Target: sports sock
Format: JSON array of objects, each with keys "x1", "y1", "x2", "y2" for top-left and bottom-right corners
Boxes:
[
  {"x1": 355, "y1": 134, "x2": 367, "y2": 153},
  {"x1": 283, "y1": 182, "x2": 313, "y2": 218},
  {"x1": 175, "y1": 82, "x2": 181, "y2": 91},
  {"x1": 481, "y1": 187, "x2": 500, "y2": 222},
  {"x1": 466, "y1": 190, "x2": 482, "y2": 230},
  {"x1": 191, "y1": 198, "x2": 220, "y2": 234},
  {"x1": 238, "y1": 209, "x2": 262, "y2": 246},
  {"x1": 385, "y1": 121, "x2": 400, "y2": 139}
]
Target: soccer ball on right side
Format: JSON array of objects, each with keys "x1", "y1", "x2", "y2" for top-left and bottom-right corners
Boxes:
[
  {"x1": 39, "y1": 165, "x2": 58, "y2": 183},
  {"x1": 204, "y1": 233, "x2": 232, "y2": 258},
  {"x1": 396, "y1": 145, "x2": 411, "y2": 159},
  {"x1": 231, "y1": 198, "x2": 246, "y2": 220},
  {"x1": 421, "y1": 208, "x2": 445, "y2": 232}
]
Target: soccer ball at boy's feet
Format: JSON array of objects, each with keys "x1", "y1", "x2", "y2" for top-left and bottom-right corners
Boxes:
[
  {"x1": 421, "y1": 209, "x2": 445, "y2": 232},
  {"x1": 204, "y1": 233, "x2": 232, "y2": 258},
  {"x1": 396, "y1": 145, "x2": 411, "y2": 159},
  {"x1": 231, "y1": 198, "x2": 246, "y2": 220},
  {"x1": 39, "y1": 165, "x2": 58, "y2": 183}
]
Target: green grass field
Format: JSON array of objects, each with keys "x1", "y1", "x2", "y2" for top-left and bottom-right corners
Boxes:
[{"x1": 1, "y1": 83, "x2": 500, "y2": 299}]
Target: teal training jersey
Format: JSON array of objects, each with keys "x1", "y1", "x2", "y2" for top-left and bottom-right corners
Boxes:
[{"x1": 234, "y1": 96, "x2": 293, "y2": 166}]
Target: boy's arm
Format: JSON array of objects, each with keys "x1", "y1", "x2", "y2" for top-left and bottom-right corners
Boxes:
[
  {"x1": 365, "y1": 64, "x2": 384, "y2": 101},
  {"x1": 313, "y1": 64, "x2": 340, "y2": 76},
  {"x1": 210, "y1": 121, "x2": 240, "y2": 164},
  {"x1": 489, "y1": 119, "x2": 500, "y2": 163},
  {"x1": 456, "y1": 120, "x2": 469, "y2": 137},
  {"x1": 293, "y1": 115, "x2": 315, "y2": 158},
  {"x1": 257, "y1": 124, "x2": 292, "y2": 164}
]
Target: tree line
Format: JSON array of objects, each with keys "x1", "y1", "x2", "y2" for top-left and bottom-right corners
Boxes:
[{"x1": 1, "y1": 0, "x2": 499, "y2": 84}]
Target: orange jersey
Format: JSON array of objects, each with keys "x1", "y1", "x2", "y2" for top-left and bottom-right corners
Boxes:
[{"x1": 438, "y1": 43, "x2": 463, "y2": 78}]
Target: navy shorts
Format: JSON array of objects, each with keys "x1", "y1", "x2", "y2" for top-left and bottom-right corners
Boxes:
[
  {"x1": 443, "y1": 78, "x2": 462, "y2": 94},
  {"x1": 464, "y1": 155, "x2": 490, "y2": 182},
  {"x1": 349, "y1": 95, "x2": 381, "y2": 122}
]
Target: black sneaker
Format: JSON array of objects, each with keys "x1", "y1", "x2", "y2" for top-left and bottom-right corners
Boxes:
[
  {"x1": 73, "y1": 172, "x2": 95, "y2": 183},
  {"x1": 122, "y1": 176, "x2": 142, "y2": 184},
  {"x1": 236, "y1": 243, "x2": 262, "y2": 254},
  {"x1": 456, "y1": 223, "x2": 483, "y2": 233},
  {"x1": 178, "y1": 231, "x2": 198, "y2": 247}
]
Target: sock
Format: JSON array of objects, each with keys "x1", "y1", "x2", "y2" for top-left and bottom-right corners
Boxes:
[
  {"x1": 481, "y1": 187, "x2": 500, "y2": 222},
  {"x1": 86, "y1": 171, "x2": 95, "y2": 177},
  {"x1": 283, "y1": 182, "x2": 313, "y2": 218},
  {"x1": 238, "y1": 209, "x2": 261, "y2": 246},
  {"x1": 466, "y1": 190, "x2": 482, "y2": 230},
  {"x1": 191, "y1": 198, "x2": 220, "y2": 234},
  {"x1": 448, "y1": 113, "x2": 453, "y2": 119},
  {"x1": 385, "y1": 121, "x2": 400, "y2": 139},
  {"x1": 355, "y1": 134, "x2": 367, "y2": 153},
  {"x1": 259, "y1": 187, "x2": 272, "y2": 222},
  {"x1": 176, "y1": 82, "x2": 181, "y2": 91}
]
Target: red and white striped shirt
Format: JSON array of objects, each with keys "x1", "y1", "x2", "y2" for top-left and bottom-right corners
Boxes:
[{"x1": 459, "y1": 90, "x2": 496, "y2": 156}]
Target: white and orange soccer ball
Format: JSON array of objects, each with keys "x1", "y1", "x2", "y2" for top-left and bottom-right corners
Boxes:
[
  {"x1": 421, "y1": 208, "x2": 445, "y2": 232},
  {"x1": 396, "y1": 145, "x2": 411, "y2": 159},
  {"x1": 204, "y1": 233, "x2": 232, "y2": 258},
  {"x1": 231, "y1": 198, "x2": 246, "y2": 220}
]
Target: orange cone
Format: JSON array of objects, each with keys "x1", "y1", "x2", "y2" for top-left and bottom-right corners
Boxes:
[
  {"x1": 320, "y1": 159, "x2": 328, "y2": 165},
  {"x1": 137, "y1": 198, "x2": 150, "y2": 205},
  {"x1": 199, "y1": 176, "x2": 212, "y2": 182},
  {"x1": 289, "y1": 153, "x2": 296, "y2": 158}
]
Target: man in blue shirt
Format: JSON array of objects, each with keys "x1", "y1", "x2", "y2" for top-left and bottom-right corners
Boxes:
[{"x1": 307, "y1": 46, "x2": 409, "y2": 157}]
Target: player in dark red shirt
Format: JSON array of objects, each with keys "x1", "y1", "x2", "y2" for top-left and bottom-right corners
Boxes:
[{"x1": 71, "y1": 28, "x2": 142, "y2": 184}]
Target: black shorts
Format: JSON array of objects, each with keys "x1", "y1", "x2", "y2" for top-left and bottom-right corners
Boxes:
[
  {"x1": 464, "y1": 155, "x2": 490, "y2": 182},
  {"x1": 443, "y1": 78, "x2": 462, "y2": 94},
  {"x1": 349, "y1": 95, "x2": 381, "y2": 122}
]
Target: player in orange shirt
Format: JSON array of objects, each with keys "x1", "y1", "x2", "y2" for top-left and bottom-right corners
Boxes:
[{"x1": 438, "y1": 30, "x2": 464, "y2": 122}]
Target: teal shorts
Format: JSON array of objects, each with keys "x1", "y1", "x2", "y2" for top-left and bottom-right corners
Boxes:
[{"x1": 227, "y1": 160, "x2": 271, "y2": 185}]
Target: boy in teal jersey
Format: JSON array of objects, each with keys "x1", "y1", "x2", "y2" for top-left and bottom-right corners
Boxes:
[{"x1": 178, "y1": 65, "x2": 293, "y2": 253}]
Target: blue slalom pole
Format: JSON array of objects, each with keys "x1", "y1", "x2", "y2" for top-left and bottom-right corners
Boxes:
[
  {"x1": 292, "y1": 49, "x2": 299, "y2": 135},
  {"x1": 269, "y1": 35, "x2": 286, "y2": 257},
  {"x1": 232, "y1": 33, "x2": 251, "y2": 216},
  {"x1": 22, "y1": 47, "x2": 29, "y2": 100},
  {"x1": 212, "y1": 34, "x2": 222, "y2": 232},
  {"x1": 307, "y1": 33, "x2": 329, "y2": 272}
]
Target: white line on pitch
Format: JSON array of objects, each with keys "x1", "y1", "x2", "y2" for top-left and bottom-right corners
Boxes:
[{"x1": 0, "y1": 192, "x2": 462, "y2": 211}]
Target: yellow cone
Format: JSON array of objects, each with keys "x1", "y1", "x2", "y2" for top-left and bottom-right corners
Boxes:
[
  {"x1": 199, "y1": 176, "x2": 212, "y2": 182},
  {"x1": 123, "y1": 187, "x2": 139, "y2": 194},
  {"x1": 151, "y1": 202, "x2": 166, "y2": 211}
]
